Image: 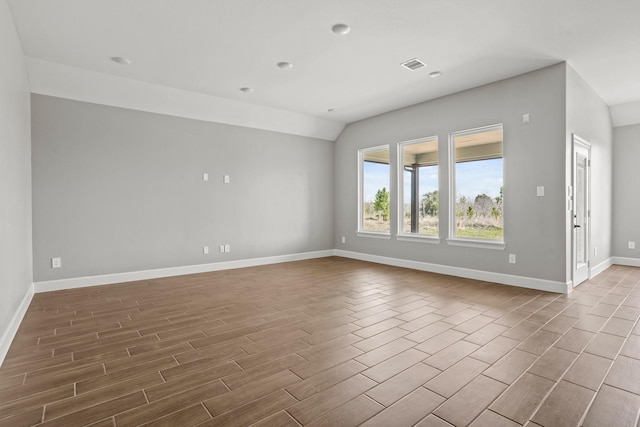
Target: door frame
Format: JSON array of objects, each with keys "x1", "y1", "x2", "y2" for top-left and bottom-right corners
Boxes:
[{"x1": 572, "y1": 134, "x2": 591, "y2": 288}]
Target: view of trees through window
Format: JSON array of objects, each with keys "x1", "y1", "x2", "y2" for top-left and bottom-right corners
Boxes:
[
  {"x1": 452, "y1": 126, "x2": 504, "y2": 241},
  {"x1": 400, "y1": 138, "x2": 438, "y2": 236},
  {"x1": 361, "y1": 147, "x2": 390, "y2": 233}
]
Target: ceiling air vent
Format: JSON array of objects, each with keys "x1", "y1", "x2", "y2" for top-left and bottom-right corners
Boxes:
[{"x1": 401, "y1": 58, "x2": 426, "y2": 71}]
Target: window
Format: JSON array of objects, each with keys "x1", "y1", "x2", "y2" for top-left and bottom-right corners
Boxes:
[
  {"x1": 398, "y1": 137, "x2": 439, "y2": 237},
  {"x1": 449, "y1": 124, "x2": 503, "y2": 242},
  {"x1": 358, "y1": 146, "x2": 390, "y2": 235}
]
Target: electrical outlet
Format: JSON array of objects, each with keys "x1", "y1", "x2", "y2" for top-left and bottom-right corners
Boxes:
[
  {"x1": 522, "y1": 113, "x2": 530, "y2": 124},
  {"x1": 509, "y1": 254, "x2": 516, "y2": 264},
  {"x1": 219, "y1": 245, "x2": 225, "y2": 253},
  {"x1": 203, "y1": 173, "x2": 209, "y2": 181},
  {"x1": 630, "y1": 241, "x2": 636, "y2": 250},
  {"x1": 51, "y1": 257, "x2": 62, "y2": 268},
  {"x1": 594, "y1": 247, "x2": 597, "y2": 257},
  {"x1": 224, "y1": 244, "x2": 231, "y2": 253},
  {"x1": 341, "y1": 236, "x2": 346, "y2": 244},
  {"x1": 203, "y1": 246, "x2": 209, "y2": 254},
  {"x1": 223, "y1": 175, "x2": 230, "y2": 184}
]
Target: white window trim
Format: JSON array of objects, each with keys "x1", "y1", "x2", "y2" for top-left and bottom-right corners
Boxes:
[
  {"x1": 448, "y1": 124, "x2": 504, "y2": 248},
  {"x1": 396, "y1": 135, "x2": 439, "y2": 239},
  {"x1": 357, "y1": 231, "x2": 392, "y2": 240},
  {"x1": 446, "y1": 237, "x2": 505, "y2": 250},
  {"x1": 396, "y1": 234, "x2": 441, "y2": 244},
  {"x1": 358, "y1": 144, "x2": 390, "y2": 235}
]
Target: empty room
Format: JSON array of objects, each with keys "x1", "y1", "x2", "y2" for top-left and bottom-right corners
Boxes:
[{"x1": 2, "y1": 0, "x2": 640, "y2": 426}]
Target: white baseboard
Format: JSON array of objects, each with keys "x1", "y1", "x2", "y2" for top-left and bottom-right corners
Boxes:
[
  {"x1": 334, "y1": 250, "x2": 571, "y2": 294},
  {"x1": 34, "y1": 250, "x2": 334, "y2": 293},
  {"x1": 0, "y1": 284, "x2": 34, "y2": 367},
  {"x1": 591, "y1": 258, "x2": 614, "y2": 278},
  {"x1": 612, "y1": 257, "x2": 640, "y2": 267}
]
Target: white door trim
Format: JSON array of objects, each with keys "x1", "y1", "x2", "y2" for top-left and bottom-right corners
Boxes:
[{"x1": 572, "y1": 134, "x2": 591, "y2": 287}]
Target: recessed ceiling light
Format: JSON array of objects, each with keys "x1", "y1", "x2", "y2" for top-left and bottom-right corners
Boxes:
[
  {"x1": 110, "y1": 56, "x2": 131, "y2": 65},
  {"x1": 239, "y1": 87, "x2": 254, "y2": 93},
  {"x1": 332, "y1": 23, "x2": 351, "y2": 35},
  {"x1": 277, "y1": 61, "x2": 293, "y2": 69},
  {"x1": 429, "y1": 71, "x2": 443, "y2": 78}
]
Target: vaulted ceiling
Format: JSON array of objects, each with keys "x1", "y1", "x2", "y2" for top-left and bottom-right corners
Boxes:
[{"x1": 8, "y1": 0, "x2": 640, "y2": 138}]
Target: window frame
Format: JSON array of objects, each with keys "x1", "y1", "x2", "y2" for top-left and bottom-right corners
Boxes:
[
  {"x1": 447, "y1": 124, "x2": 505, "y2": 250},
  {"x1": 357, "y1": 144, "x2": 391, "y2": 239},
  {"x1": 396, "y1": 136, "x2": 440, "y2": 244}
]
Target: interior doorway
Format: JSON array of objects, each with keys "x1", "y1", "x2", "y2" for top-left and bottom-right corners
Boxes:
[{"x1": 572, "y1": 135, "x2": 591, "y2": 287}]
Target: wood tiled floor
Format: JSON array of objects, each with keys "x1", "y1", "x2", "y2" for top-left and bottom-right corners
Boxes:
[{"x1": 1, "y1": 257, "x2": 640, "y2": 427}]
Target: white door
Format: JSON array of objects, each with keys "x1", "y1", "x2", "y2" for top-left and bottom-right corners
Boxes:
[{"x1": 572, "y1": 135, "x2": 590, "y2": 287}]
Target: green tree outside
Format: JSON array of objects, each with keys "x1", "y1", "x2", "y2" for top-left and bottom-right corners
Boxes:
[{"x1": 374, "y1": 187, "x2": 390, "y2": 221}]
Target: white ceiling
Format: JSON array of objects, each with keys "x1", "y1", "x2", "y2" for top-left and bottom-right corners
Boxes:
[{"x1": 8, "y1": 0, "x2": 640, "y2": 135}]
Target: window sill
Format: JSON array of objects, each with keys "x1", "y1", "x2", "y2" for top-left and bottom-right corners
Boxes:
[
  {"x1": 396, "y1": 234, "x2": 441, "y2": 244},
  {"x1": 357, "y1": 231, "x2": 391, "y2": 240},
  {"x1": 446, "y1": 238, "x2": 505, "y2": 250}
]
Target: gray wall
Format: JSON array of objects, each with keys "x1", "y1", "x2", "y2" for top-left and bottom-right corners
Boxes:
[
  {"x1": 0, "y1": 1, "x2": 32, "y2": 339},
  {"x1": 613, "y1": 123, "x2": 640, "y2": 260},
  {"x1": 565, "y1": 66, "x2": 613, "y2": 277},
  {"x1": 334, "y1": 64, "x2": 569, "y2": 282},
  {"x1": 32, "y1": 95, "x2": 334, "y2": 281}
]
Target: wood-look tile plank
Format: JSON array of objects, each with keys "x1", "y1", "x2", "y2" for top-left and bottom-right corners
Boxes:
[
  {"x1": 116, "y1": 380, "x2": 229, "y2": 427},
  {"x1": 553, "y1": 328, "x2": 595, "y2": 353},
  {"x1": 468, "y1": 410, "x2": 520, "y2": 427},
  {"x1": 582, "y1": 384, "x2": 640, "y2": 427},
  {"x1": 355, "y1": 338, "x2": 416, "y2": 367},
  {"x1": 40, "y1": 391, "x2": 147, "y2": 427},
  {"x1": 526, "y1": 347, "x2": 577, "y2": 382},
  {"x1": 305, "y1": 394, "x2": 383, "y2": 427},
  {"x1": 366, "y1": 362, "x2": 440, "y2": 407},
  {"x1": 453, "y1": 314, "x2": 494, "y2": 334},
  {"x1": 469, "y1": 335, "x2": 519, "y2": 364},
  {"x1": 489, "y1": 373, "x2": 555, "y2": 424},
  {"x1": 414, "y1": 414, "x2": 454, "y2": 427},
  {"x1": 247, "y1": 411, "x2": 300, "y2": 427},
  {"x1": 603, "y1": 355, "x2": 640, "y2": 394},
  {"x1": 0, "y1": 406, "x2": 43, "y2": 427},
  {"x1": 203, "y1": 370, "x2": 300, "y2": 417},
  {"x1": 361, "y1": 348, "x2": 427, "y2": 382},
  {"x1": 287, "y1": 374, "x2": 376, "y2": 425},
  {"x1": 583, "y1": 332, "x2": 625, "y2": 359},
  {"x1": 360, "y1": 387, "x2": 444, "y2": 427},
  {"x1": 424, "y1": 357, "x2": 488, "y2": 398},
  {"x1": 399, "y1": 313, "x2": 445, "y2": 333},
  {"x1": 434, "y1": 375, "x2": 507, "y2": 427},
  {"x1": 424, "y1": 340, "x2": 479, "y2": 370},
  {"x1": 297, "y1": 333, "x2": 362, "y2": 360},
  {"x1": 405, "y1": 321, "x2": 452, "y2": 343},
  {"x1": 221, "y1": 354, "x2": 305, "y2": 390},
  {"x1": 562, "y1": 352, "x2": 612, "y2": 391},
  {"x1": 483, "y1": 349, "x2": 538, "y2": 385},
  {"x1": 44, "y1": 372, "x2": 163, "y2": 421},
  {"x1": 286, "y1": 359, "x2": 367, "y2": 401},
  {"x1": 106, "y1": 343, "x2": 193, "y2": 372},
  {"x1": 0, "y1": 384, "x2": 74, "y2": 420},
  {"x1": 206, "y1": 389, "x2": 297, "y2": 427},
  {"x1": 530, "y1": 380, "x2": 594, "y2": 427},
  {"x1": 414, "y1": 329, "x2": 466, "y2": 355},
  {"x1": 353, "y1": 318, "x2": 404, "y2": 339},
  {"x1": 290, "y1": 345, "x2": 363, "y2": 379},
  {"x1": 139, "y1": 404, "x2": 211, "y2": 427}
]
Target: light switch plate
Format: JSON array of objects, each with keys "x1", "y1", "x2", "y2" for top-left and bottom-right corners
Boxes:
[{"x1": 537, "y1": 186, "x2": 544, "y2": 197}]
